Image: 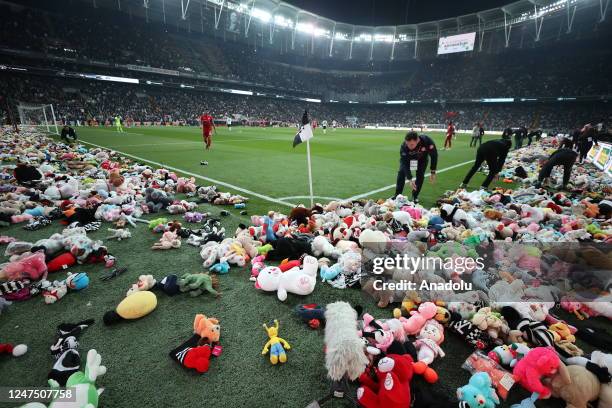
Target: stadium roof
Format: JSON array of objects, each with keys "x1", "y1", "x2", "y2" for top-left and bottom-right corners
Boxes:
[{"x1": 87, "y1": 0, "x2": 608, "y2": 59}]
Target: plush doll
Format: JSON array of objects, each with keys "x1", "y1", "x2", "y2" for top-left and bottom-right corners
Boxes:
[
  {"x1": 414, "y1": 320, "x2": 445, "y2": 368},
  {"x1": 456, "y1": 372, "x2": 500, "y2": 408},
  {"x1": 255, "y1": 255, "x2": 317, "y2": 301},
  {"x1": 169, "y1": 315, "x2": 219, "y2": 374},
  {"x1": 261, "y1": 320, "x2": 291, "y2": 365},
  {"x1": 357, "y1": 354, "x2": 414, "y2": 408},
  {"x1": 0, "y1": 251, "x2": 48, "y2": 281},
  {"x1": 501, "y1": 306, "x2": 555, "y2": 348},
  {"x1": 311, "y1": 235, "x2": 340, "y2": 259},
  {"x1": 250, "y1": 255, "x2": 266, "y2": 281},
  {"x1": 46, "y1": 252, "x2": 77, "y2": 273},
  {"x1": 0, "y1": 342, "x2": 28, "y2": 357},
  {"x1": 512, "y1": 347, "x2": 560, "y2": 398},
  {"x1": 398, "y1": 302, "x2": 438, "y2": 335},
  {"x1": 103, "y1": 291, "x2": 158, "y2": 325},
  {"x1": 22, "y1": 349, "x2": 107, "y2": 408},
  {"x1": 126, "y1": 275, "x2": 157, "y2": 296},
  {"x1": 200, "y1": 241, "x2": 222, "y2": 268},
  {"x1": 549, "y1": 322, "x2": 576, "y2": 343},
  {"x1": 547, "y1": 361, "x2": 602, "y2": 408},
  {"x1": 65, "y1": 272, "x2": 89, "y2": 291},
  {"x1": 448, "y1": 311, "x2": 494, "y2": 350},
  {"x1": 209, "y1": 261, "x2": 230, "y2": 274},
  {"x1": 178, "y1": 273, "x2": 220, "y2": 297},
  {"x1": 151, "y1": 230, "x2": 181, "y2": 250},
  {"x1": 487, "y1": 343, "x2": 530, "y2": 368},
  {"x1": 105, "y1": 228, "x2": 131, "y2": 241},
  {"x1": 471, "y1": 307, "x2": 508, "y2": 340}
]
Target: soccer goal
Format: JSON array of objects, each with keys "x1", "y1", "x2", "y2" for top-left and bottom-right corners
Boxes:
[{"x1": 17, "y1": 103, "x2": 59, "y2": 134}]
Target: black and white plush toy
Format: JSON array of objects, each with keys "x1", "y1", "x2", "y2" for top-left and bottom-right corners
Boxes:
[
  {"x1": 48, "y1": 319, "x2": 94, "y2": 386},
  {"x1": 447, "y1": 311, "x2": 493, "y2": 350}
]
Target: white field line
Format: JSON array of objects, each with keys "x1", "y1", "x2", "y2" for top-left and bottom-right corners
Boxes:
[
  {"x1": 346, "y1": 159, "x2": 475, "y2": 200},
  {"x1": 277, "y1": 195, "x2": 342, "y2": 201},
  {"x1": 77, "y1": 139, "x2": 296, "y2": 208}
]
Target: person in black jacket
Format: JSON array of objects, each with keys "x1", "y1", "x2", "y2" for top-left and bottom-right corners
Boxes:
[
  {"x1": 393, "y1": 131, "x2": 438, "y2": 203},
  {"x1": 60, "y1": 125, "x2": 77, "y2": 143},
  {"x1": 513, "y1": 126, "x2": 527, "y2": 150},
  {"x1": 578, "y1": 124, "x2": 598, "y2": 163},
  {"x1": 526, "y1": 129, "x2": 541, "y2": 146},
  {"x1": 536, "y1": 148, "x2": 578, "y2": 189},
  {"x1": 460, "y1": 139, "x2": 512, "y2": 189}
]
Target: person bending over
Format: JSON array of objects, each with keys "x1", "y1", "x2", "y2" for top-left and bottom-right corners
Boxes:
[
  {"x1": 460, "y1": 138, "x2": 512, "y2": 189},
  {"x1": 60, "y1": 125, "x2": 77, "y2": 143},
  {"x1": 536, "y1": 148, "x2": 578, "y2": 189},
  {"x1": 394, "y1": 131, "x2": 438, "y2": 203},
  {"x1": 578, "y1": 124, "x2": 598, "y2": 164}
]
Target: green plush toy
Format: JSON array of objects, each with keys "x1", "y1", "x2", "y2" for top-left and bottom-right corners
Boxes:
[
  {"x1": 21, "y1": 349, "x2": 106, "y2": 408},
  {"x1": 178, "y1": 273, "x2": 220, "y2": 297},
  {"x1": 148, "y1": 217, "x2": 168, "y2": 230},
  {"x1": 257, "y1": 244, "x2": 273, "y2": 255}
]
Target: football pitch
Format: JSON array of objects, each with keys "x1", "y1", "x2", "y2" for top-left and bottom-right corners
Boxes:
[
  {"x1": 2, "y1": 125, "x2": 594, "y2": 408},
  {"x1": 71, "y1": 126, "x2": 506, "y2": 213}
]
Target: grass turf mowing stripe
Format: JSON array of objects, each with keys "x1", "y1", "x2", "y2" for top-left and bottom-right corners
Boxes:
[
  {"x1": 77, "y1": 139, "x2": 296, "y2": 208},
  {"x1": 346, "y1": 159, "x2": 476, "y2": 200}
]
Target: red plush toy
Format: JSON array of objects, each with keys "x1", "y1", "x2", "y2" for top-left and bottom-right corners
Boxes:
[
  {"x1": 512, "y1": 347, "x2": 560, "y2": 399},
  {"x1": 46, "y1": 252, "x2": 76, "y2": 273},
  {"x1": 357, "y1": 354, "x2": 413, "y2": 408},
  {"x1": 0, "y1": 342, "x2": 28, "y2": 357}
]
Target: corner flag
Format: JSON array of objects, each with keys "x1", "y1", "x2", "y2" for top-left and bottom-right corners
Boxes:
[{"x1": 293, "y1": 110, "x2": 314, "y2": 148}]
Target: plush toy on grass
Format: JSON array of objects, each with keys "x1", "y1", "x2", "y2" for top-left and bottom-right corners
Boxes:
[
  {"x1": 414, "y1": 320, "x2": 445, "y2": 366},
  {"x1": 0, "y1": 251, "x2": 48, "y2": 281},
  {"x1": 255, "y1": 255, "x2": 317, "y2": 301},
  {"x1": 103, "y1": 291, "x2": 157, "y2": 325},
  {"x1": 262, "y1": 320, "x2": 291, "y2": 365},
  {"x1": 151, "y1": 230, "x2": 181, "y2": 250},
  {"x1": 512, "y1": 347, "x2": 559, "y2": 398},
  {"x1": 178, "y1": 273, "x2": 220, "y2": 297},
  {"x1": 357, "y1": 353, "x2": 414, "y2": 408},
  {"x1": 209, "y1": 261, "x2": 230, "y2": 274},
  {"x1": 456, "y1": 372, "x2": 500, "y2": 408},
  {"x1": 126, "y1": 275, "x2": 156, "y2": 296},
  {"x1": 169, "y1": 314, "x2": 221, "y2": 374},
  {"x1": 0, "y1": 342, "x2": 28, "y2": 357},
  {"x1": 105, "y1": 228, "x2": 131, "y2": 241}
]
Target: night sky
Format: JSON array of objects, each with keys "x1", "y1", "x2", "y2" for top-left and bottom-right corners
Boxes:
[{"x1": 285, "y1": 0, "x2": 513, "y2": 25}]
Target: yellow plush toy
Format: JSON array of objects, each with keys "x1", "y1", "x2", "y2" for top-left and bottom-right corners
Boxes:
[
  {"x1": 261, "y1": 320, "x2": 291, "y2": 365},
  {"x1": 103, "y1": 291, "x2": 157, "y2": 325}
]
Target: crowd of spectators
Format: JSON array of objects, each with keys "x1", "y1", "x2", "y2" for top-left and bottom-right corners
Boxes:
[
  {"x1": 1, "y1": 2, "x2": 611, "y2": 102},
  {"x1": 1, "y1": 73, "x2": 609, "y2": 132}
]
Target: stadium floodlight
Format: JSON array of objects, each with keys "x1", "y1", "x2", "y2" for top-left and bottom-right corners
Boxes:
[
  {"x1": 81, "y1": 74, "x2": 138, "y2": 84},
  {"x1": 227, "y1": 89, "x2": 253, "y2": 95},
  {"x1": 251, "y1": 8, "x2": 271, "y2": 23},
  {"x1": 274, "y1": 15, "x2": 293, "y2": 28},
  {"x1": 374, "y1": 34, "x2": 394, "y2": 43},
  {"x1": 180, "y1": 84, "x2": 195, "y2": 88},
  {"x1": 482, "y1": 98, "x2": 514, "y2": 102},
  {"x1": 145, "y1": 80, "x2": 163, "y2": 85},
  {"x1": 329, "y1": 100, "x2": 339, "y2": 103},
  {"x1": 302, "y1": 98, "x2": 321, "y2": 103}
]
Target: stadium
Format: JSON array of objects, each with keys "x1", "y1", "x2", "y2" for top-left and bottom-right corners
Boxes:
[{"x1": 0, "y1": 0, "x2": 611, "y2": 407}]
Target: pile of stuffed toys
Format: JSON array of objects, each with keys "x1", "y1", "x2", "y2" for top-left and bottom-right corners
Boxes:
[{"x1": 2, "y1": 128, "x2": 611, "y2": 408}]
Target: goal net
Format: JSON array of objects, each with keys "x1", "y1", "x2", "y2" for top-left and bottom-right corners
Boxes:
[{"x1": 17, "y1": 103, "x2": 59, "y2": 134}]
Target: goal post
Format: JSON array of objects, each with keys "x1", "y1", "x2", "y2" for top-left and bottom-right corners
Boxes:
[{"x1": 17, "y1": 103, "x2": 59, "y2": 134}]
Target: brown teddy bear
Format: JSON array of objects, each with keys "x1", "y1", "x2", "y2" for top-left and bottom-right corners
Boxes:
[{"x1": 547, "y1": 362, "x2": 601, "y2": 408}]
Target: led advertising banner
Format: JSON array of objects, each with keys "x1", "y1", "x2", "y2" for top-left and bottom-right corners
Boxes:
[{"x1": 438, "y1": 32, "x2": 476, "y2": 55}]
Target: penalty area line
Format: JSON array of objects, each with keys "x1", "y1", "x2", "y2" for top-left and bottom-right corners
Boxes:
[
  {"x1": 77, "y1": 139, "x2": 296, "y2": 208},
  {"x1": 345, "y1": 159, "x2": 475, "y2": 200}
]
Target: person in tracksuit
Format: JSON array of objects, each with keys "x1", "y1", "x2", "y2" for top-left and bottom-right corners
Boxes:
[
  {"x1": 536, "y1": 148, "x2": 578, "y2": 189},
  {"x1": 460, "y1": 138, "x2": 512, "y2": 189},
  {"x1": 394, "y1": 131, "x2": 438, "y2": 203},
  {"x1": 513, "y1": 126, "x2": 527, "y2": 150},
  {"x1": 578, "y1": 124, "x2": 598, "y2": 163}
]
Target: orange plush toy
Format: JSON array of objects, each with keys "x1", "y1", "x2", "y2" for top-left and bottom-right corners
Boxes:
[{"x1": 194, "y1": 314, "x2": 221, "y2": 345}]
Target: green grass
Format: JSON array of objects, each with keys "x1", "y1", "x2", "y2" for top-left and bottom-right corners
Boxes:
[{"x1": 1, "y1": 126, "x2": 602, "y2": 408}]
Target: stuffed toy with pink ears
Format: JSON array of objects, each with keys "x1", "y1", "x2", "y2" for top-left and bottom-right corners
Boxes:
[{"x1": 512, "y1": 347, "x2": 560, "y2": 398}]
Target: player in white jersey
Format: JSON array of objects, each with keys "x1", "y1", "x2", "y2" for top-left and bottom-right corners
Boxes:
[
  {"x1": 332, "y1": 120, "x2": 337, "y2": 131},
  {"x1": 322, "y1": 120, "x2": 328, "y2": 134},
  {"x1": 226, "y1": 115, "x2": 232, "y2": 132}
]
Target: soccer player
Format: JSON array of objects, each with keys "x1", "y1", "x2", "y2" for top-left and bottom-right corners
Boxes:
[
  {"x1": 332, "y1": 120, "x2": 337, "y2": 131},
  {"x1": 394, "y1": 131, "x2": 438, "y2": 203},
  {"x1": 114, "y1": 115, "x2": 123, "y2": 133},
  {"x1": 470, "y1": 123, "x2": 480, "y2": 147},
  {"x1": 443, "y1": 121, "x2": 455, "y2": 150},
  {"x1": 460, "y1": 138, "x2": 512, "y2": 190},
  {"x1": 200, "y1": 109, "x2": 216, "y2": 165},
  {"x1": 536, "y1": 148, "x2": 578, "y2": 189},
  {"x1": 322, "y1": 119, "x2": 328, "y2": 134},
  {"x1": 60, "y1": 124, "x2": 77, "y2": 143},
  {"x1": 226, "y1": 115, "x2": 232, "y2": 132}
]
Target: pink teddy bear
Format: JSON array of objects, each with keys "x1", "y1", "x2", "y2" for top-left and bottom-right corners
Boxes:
[
  {"x1": 512, "y1": 347, "x2": 559, "y2": 398},
  {"x1": 399, "y1": 302, "x2": 438, "y2": 335}
]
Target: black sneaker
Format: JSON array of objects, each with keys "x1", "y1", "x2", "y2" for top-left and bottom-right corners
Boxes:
[{"x1": 200, "y1": 161, "x2": 208, "y2": 166}]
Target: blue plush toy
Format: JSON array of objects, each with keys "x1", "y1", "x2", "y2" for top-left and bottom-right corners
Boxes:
[
  {"x1": 510, "y1": 393, "x2": 539, "y2": 408},
  {"x1": 319, "y1": 263, "x2": 341, "y2": 282},
  {"x1": 66, "y1": 272, "x2": 90, "y2": 291},
  {"x1": 209, "y1": 261, "x2": 230, "y2": 274},
  {"x1": 428, "y1": 215, "x2": 445, "y2": 232},
  {"x1": 457, "y1": 372, "x2": 500, "y2": 408}
]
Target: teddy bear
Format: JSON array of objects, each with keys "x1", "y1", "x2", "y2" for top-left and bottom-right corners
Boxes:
[
  {"x1": 311, "y1": 235, "x2": 340, "y2": 259},
  {"x1": 357, "y1": 354, "x2": 413, "y2": 408},
  {"x1": 255, "y1": 256, "x2": 317, "y2": 301},
  {"x1": 547, "y1": 361, "x2": 602, "y2": 408},
  {"x1": 414, "y1": 320, "x2": 445, "y2": 366},
  {"x1": 398, "y1": 302, "x2": 438, "y2": 336},
  {"x1": 549, "y1": 322, "x2": 576, "y2": 343},
  {"x1": 176, "y1": 177, "x2": 196, "y2": 194},
  {"x1": 145, "y1": 187, "x2": 173, "y2": 213},
  {"x1": 457, "y1": 372, "x2": 500, "y2": 408},
  {"x1": 151, "y1": 230, "x2": 181, "y2": 250},
  {"x1": 513, "y1": 347, "x2": 560, "y2": 398},
  {"x1": 471, "y1": 307, "x2": 509, "y2": 340}
]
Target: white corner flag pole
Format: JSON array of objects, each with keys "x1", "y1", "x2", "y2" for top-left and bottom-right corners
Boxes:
[{"x1": 306, "y1": 138, "x2": 314, "y2": 207}]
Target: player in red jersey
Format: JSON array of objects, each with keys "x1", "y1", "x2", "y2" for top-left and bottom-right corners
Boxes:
[
  {"x1": 200, "y1": 109, "x2": 216, "y2": 165},
  {"x1": 443, "y1": 121, "x2": 455, "y2": 150}
]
